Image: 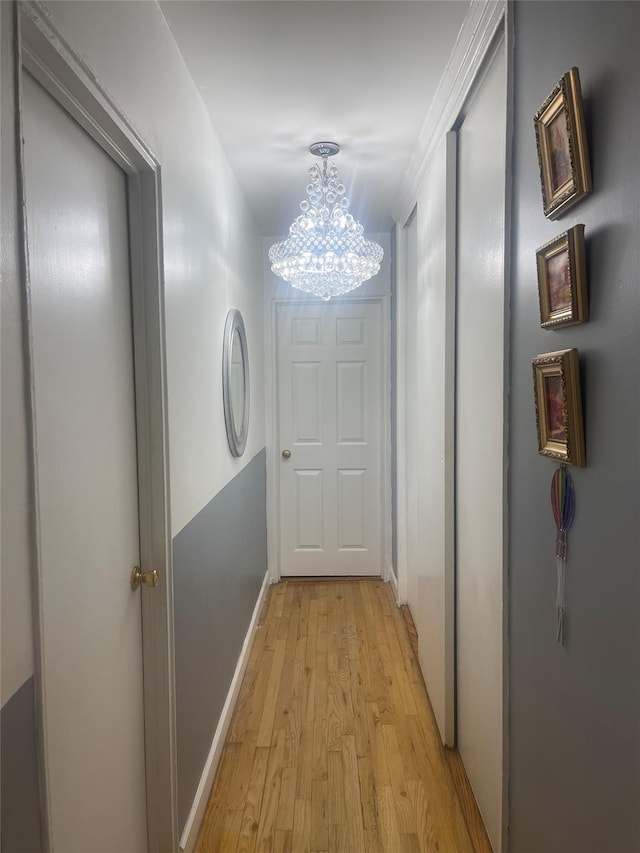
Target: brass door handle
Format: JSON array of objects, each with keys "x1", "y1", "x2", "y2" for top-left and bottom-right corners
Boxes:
[
  {"x1": 131, "y1": 566, "x2": 158, "y2": 590},
  {"x1": 281, "y1": 449, "x2": 292, "y2": 459}
]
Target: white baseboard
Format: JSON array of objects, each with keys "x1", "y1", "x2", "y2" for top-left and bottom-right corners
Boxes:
[{"x1": 179, "y1": 570, "x2": 271, "y2": 853}]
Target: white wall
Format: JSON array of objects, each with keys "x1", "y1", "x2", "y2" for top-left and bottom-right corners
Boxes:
[
  {"x1": 41, "y1": 0, "x2": 266, "y2": 538},
  {"x1": 395, "y1": 212, "x2": 418, "y2": 608},
  {"x1": 1, "y1": 0, "x2": 265, "y2": 708},
  {"x1": 399, "y1": 137, "x2": 452, "y2": 741}
]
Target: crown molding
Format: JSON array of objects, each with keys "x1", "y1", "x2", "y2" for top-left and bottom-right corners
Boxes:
[{"x1": 393, "y1": 0, "x2": 506, "y2": 227}]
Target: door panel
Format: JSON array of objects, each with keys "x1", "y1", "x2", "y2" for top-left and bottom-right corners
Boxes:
[
  {"x1": 22, "y1": 71, "x2": 147, "y2": 851},
  {"x1": 293, "y1": 362, "x2": 322, "y2": 441},
  {"x1": 337, "y1": 362, "x2": 366, "y2": 442},
  {"x1": 296, "y1": 470, "x2": 324, "y2": 548},
  {"x1": 277, "y1": 300, "x2": 383, "y2": 577},
  {"x1": 337, "y1": 469, "x2": 366, "y2": 546},
  {"x1": 455, "y1": 37, "x2": 507, "y2": 851}
]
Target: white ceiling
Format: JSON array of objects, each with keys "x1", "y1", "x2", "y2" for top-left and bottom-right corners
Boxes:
[{"x1": 159, "y1": 1, "x2": 470, "y2": 237}]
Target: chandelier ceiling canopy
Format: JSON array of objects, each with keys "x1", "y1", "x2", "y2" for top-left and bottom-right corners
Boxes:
[{"x1": 268, "y1": 142, "x2": 383, "y2": 301}]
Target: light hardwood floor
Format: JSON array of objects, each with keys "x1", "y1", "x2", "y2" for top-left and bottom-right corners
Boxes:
[{"x1": 196, "y1": 579, "x2": 492, "y2": 852}]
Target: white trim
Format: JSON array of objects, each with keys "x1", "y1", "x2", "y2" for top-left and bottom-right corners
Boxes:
[
  {"x1": 264, "y1": 285, "x2": 281, "y2": 583},
  {"x1": 393, "y1": 0, "x2": 507, "y2": 227},
  {"x1": 380, "y1": 293, "x2": 393, "y2": 587},
  {"x1": 500, "y1": 9, "x2": 515, "y2": 850},
  {"x1": 443, "y1": 131, "x2": 458, "y2": 749},
  {"x1": 179, "y1": 570, "x2": 271, "y2": 853},
  {"x1": 388, "y1": 566, "x2": 399, "y2": 605},
  {"x1": 267, "y1": 295, "x2": 391, "y2": 582},
  {"x1": 17, "y1": 4, "x2": 177, "y2": 849},
  {"x1": 394, "y1": 222, "x2": 409, "y2": 606}
]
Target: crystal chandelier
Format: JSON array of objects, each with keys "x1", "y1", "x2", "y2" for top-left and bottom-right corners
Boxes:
[{"x1": 269, "y1": 142, "x2": 383, "y2": 301}]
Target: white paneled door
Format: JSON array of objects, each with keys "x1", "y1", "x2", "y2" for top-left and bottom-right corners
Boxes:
[
  {"x1": 277, "y1": 300, "x2": 383, "y2": 577},
  {"x1": 22, "y1": 72, "x2": 148, "y2": 850}
]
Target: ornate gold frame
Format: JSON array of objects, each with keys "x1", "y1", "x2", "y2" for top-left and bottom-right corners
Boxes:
[
  {"x1": 532, "y1": 348, "x2": 585, "y2": 467},
  {"x1": 534, "y1": 67, "x2": 592, "y2": 220},
  {"x1": 536, "y1": 225, "x2": 588, "y2": 328}
]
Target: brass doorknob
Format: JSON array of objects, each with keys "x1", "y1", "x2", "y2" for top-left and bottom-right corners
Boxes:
[
  {"x1": 281, "y1": 449, "x2": 292, "y2": 459},
  {"x1": 131, "y1": 566, "x2": 158, "y2": 590}
]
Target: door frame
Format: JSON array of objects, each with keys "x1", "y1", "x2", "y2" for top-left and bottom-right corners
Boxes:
[
  {"x1": 15, "y1": 3, "x2": 177, "y2": 850},
  {"x1": 266, "y1": 295, "x2": 392, "y2": 584}
]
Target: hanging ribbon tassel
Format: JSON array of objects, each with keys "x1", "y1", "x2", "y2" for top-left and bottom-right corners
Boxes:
[
  {"x1": 550, "y1": 466, "x2": 575, "y2": 646},
  {"x1": 555, "y1": 540, "x2": 566, "y2": 644}
]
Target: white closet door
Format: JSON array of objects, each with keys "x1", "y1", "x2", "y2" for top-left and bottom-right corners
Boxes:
[
  {"x1": 455, "y1": 37, "x2": 507, "y2": 852},
  {"x1": 23, "y1": 71, "x2": 148, "y2": 852}
]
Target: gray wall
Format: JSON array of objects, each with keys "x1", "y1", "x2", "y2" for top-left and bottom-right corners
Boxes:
[
  {"x1": 1, "y1": 678, "x2": 43, "y2": 853},
  {"x1": 509, "y1": 3, "x2": 639, "y2": 851},
  {"x1": 173, "y1": 449, "x2": 267, "y2": 831}
]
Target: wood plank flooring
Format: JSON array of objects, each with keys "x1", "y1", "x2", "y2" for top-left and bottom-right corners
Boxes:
[{"x1": 196, "y1": 579, "x2": 491, "y2": 852}]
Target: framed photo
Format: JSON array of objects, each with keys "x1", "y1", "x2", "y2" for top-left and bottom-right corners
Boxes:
[
  {"x1": 532, "y1": 348, "x2": 585, "y2": 467},
  {"x1": 536, "y1": 224, "x2": 588, "y2": 328},
  {"x1": 534, "y1": 67, "x2": 592, "y2": 220}
]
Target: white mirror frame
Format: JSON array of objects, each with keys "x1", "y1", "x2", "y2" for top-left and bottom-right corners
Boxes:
[{"x1": 222, "y1": 308, "x2": 250, "y2": 456}]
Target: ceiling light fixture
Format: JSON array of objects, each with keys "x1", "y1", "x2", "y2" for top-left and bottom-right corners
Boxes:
[{"x1": 268, "y1": 142, "x2": 383, "y2": 301}]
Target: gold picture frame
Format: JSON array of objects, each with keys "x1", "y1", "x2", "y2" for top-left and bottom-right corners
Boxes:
[
  {"x1": 532, "y1": 348, "x2": 585, "y2": 467},
  {"x1": 534, "y1": 67, "x2": 592, "y2": 220},
  {"x1": 536, "y1": 224, "x2": 588, "y2": 328}
]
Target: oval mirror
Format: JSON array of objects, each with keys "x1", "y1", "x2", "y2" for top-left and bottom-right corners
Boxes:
[{"x1": 222, "y1": 309, "x2": 250, "y2": 456}]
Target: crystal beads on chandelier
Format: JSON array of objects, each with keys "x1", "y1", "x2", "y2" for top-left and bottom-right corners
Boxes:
[{"x1": 268, "y1": 142, "x2": 383, "y2": 301}]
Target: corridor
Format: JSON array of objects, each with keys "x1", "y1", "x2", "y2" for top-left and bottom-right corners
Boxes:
[{"x1": 196, "y1": 580, "x2": 490, "y2": 852}]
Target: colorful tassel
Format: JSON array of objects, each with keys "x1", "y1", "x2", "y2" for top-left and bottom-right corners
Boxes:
[{"x1": 551, "y1": 466, "x2": 575, "y2": 646}]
